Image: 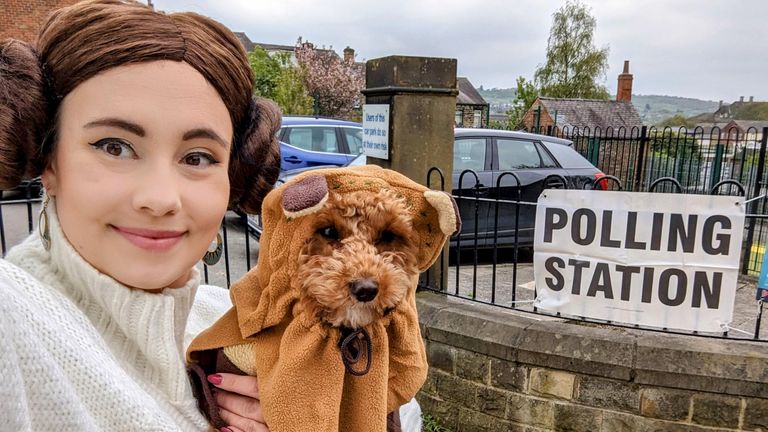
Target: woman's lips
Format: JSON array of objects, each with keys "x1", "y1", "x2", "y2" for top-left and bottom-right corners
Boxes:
[{"x1": 112, "y1": 226, "x2": 186, "y2": 252}]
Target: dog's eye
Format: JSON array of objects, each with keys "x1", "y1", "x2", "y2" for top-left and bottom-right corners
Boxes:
[
  {"x1": 378, "y1": 230, "x2": 398, "y2": 244},
  {"x1": 318, "y1": 226, "x2": 339, "y2": 240}
]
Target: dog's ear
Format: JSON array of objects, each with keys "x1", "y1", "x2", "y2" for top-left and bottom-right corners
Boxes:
[
  {"x1": 281, "y1": 174, "x2": 329, "y2": 218},
  {"x1": 423, "y1": 190, "x2": 461, "y2": 236}
]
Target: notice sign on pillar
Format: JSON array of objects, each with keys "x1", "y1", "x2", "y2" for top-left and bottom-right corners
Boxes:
[
  {"x1": 533, "y1": 190, "x2": 745, "y2": 333},
  {"x1": 362, "y1": 104, "x2": 390, "y2": 160}
]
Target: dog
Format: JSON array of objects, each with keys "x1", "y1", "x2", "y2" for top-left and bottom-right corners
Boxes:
[
  {"x1": 187, "y1": 165, "x2": 460, "y2": 432},
  {"x1": 295, "y1": 186, "x2": 421, "y2": 331}
]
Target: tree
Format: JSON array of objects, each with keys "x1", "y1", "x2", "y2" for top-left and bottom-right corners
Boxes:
[
  {"x1": 534, "y1": 1, "x2": 610, "y2": 100},
  {"x1": 506, "y1": 76, "x2": 539, "y2": 129},
  {"x1": 295, "y1": 39, "x2": 364, "y2": 119},
  {"x1": 656, "y1": 114, "x2": 695, "y2": 129},
  {"x1": 248, "y1": 46, "x2": 314, "y2": 115}
]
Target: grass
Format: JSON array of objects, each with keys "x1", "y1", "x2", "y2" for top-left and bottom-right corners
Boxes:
[{"x1": 422, "y1": 414, "x2": 452, "y2": 432}]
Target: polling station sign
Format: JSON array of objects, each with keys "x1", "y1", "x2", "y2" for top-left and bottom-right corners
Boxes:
[{"x1": 534, "y1": 190, "x2": 745, "y2": 333}]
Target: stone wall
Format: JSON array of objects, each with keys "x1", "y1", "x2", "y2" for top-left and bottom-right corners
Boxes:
[{"x1": 417, "y1": 292, "x2": 768, "y2": 432}]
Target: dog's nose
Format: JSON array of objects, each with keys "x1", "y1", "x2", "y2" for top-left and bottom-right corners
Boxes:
[{"x1": 349, "y1": 279, "x2": 379, "y2": 302}]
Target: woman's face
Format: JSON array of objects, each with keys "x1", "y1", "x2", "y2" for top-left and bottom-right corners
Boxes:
[{"x1": 43, "y1": 61, "x2": 233, "y2": 291}]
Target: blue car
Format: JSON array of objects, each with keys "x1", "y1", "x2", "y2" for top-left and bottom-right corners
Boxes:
[
  {"x1": 277, "y1": 116, "x2": 363, "y2": 170},
  {"x1": 278, "y1": 141, "x2": 358, "y2": 170}
]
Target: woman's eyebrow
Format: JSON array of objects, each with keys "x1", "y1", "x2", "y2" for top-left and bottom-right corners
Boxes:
[
  {"x1": 84, "y1": 118, "x2": 145, "y2": 136},
  {"x1": 183, "y1": 128, "x2": 229, "y2": 149}
]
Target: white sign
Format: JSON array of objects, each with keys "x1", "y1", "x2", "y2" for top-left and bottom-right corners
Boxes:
[
  {"x1": 362, "y1": 104, "x2": 390, "y2": 160},
  {"x1": 534, "y1": 190, "x2": 745, "y2": 333}
]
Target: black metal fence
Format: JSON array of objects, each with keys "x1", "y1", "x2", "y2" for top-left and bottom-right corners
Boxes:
[
  {"x1": 422, "y1": 162, "x2": 767, "y2": 342},
  {"x1": 3, "y1": 129, "x2": 767, "y2": 343},
  {"x1": 523, "y1": 126, "x2": 768, "y2": 276}
]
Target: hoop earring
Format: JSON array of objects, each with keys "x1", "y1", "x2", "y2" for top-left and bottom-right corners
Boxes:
[
  {"x1": 39, "y1": 195, "x2": 51, "y2": 251},
  {"x1": 203, "y1": 233, "x2": 223, "y2": 266}
]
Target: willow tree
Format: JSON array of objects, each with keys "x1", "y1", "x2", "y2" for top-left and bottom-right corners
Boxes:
[{"x1": 534, "y1": 1, "x2": 610, "y2": 100}]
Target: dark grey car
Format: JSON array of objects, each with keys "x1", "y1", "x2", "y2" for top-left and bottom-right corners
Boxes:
[{"x1": 452, "y1": 128, "x2": 604, "y2": 248}]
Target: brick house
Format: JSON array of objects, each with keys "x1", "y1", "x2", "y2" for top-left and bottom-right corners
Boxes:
[
  {"x1": 235, "y1": 32, "x2": 362, "y2": 72},
  {"x1": 520, "y1": 61, "x2": 642, "y2": 134},
  {"x1": 454, "y1": 77, "x2": 489, "y2": 128},
  {"x1": 1, "y1": 0, "x2": 81, "y2": 41}
]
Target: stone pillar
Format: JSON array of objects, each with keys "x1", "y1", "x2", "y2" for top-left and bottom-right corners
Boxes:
[{"x1": 363, "y1": 56, "x2": 457, "y2": 291}]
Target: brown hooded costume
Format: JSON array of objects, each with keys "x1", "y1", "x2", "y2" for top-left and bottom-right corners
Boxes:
[{"x1": 187, "y1": 165, "x2": 460, "y2": 432}]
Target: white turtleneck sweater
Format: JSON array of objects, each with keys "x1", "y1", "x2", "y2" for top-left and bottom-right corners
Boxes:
[{"x1": 0, "y1": 208, "x2": 231, "y2": 431}]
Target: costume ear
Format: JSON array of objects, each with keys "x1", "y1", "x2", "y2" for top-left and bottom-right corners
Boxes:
[
  {"x1": 423, "y1": 190, "x2": 461, "y2": 236},
  {"x1": 281, "y1": 174, "x2": 329, "y2": 218}
]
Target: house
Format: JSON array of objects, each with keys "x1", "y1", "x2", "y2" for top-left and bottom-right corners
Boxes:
[
  {"x1": 1, "y1": 0, "x2": 81, "y2": 41},
  {"x1": 519, "y1": 61, "x2": 643, "y2": 134},
  {"x1": 235, "y1": 32, "x2": 297, "y2": 61},
  {"x1": 455, "y1": 77, "x2": 489, "y2": 128},
  {"x1": 234, "y1": 32, "x2": 362, "y2": 72}
]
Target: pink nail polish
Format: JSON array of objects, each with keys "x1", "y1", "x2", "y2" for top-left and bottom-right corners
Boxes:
[{"x1": 207, "y1": 374, "x2": 223, "y2": 385}]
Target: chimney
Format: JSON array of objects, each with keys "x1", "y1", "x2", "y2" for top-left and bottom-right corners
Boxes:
[
  {"x1": 719, "y1": 100, "x2": 723, "y2": 108},
  {"x1": 740, "y1": 96, "x2": 744, "y2": 102},
  {"x1": 749, "y1": 96, "x2": 754, "y2": 102},
  {"x1": 616, "y1": 60, "x2": 633, "y2": 102},
  {"x1": 343, "y1": 46, "x2": 355, "y2": 63}
]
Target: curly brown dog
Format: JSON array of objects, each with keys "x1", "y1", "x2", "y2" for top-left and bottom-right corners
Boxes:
[
  {"x1": 296, "y1": 187, "x2": 421, "y2": 330},
  {"x1": 188, "y1": 165, "x2": 460, "y2": 432}
]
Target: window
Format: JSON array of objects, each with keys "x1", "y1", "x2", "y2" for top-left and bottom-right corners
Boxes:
[
  {"x1": 497, "y1": 139, "x2": 544, "y2": 170},
  {"x1": 473, "y1": 110, "x2": 482, "y2": 128},
  {"x1": 343, "y1": 127, "x2": 363, "y2": 154},
  {"x1": 455, "y1": 110, "x2": 463, "y2": 127},
  {"x1": 285, "y1": 127, "x2": 339, "y2": 153},
  {"x1": 453, "y1": 138, "x2": 487, "y2": 171}
]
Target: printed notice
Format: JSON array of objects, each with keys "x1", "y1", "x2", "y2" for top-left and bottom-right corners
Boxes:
[
  {"x1": 362, "y1": 104, "x2": 390, "y2": 160},
  {"x1": 533, "y1": 190, "x2": 745, "y2": 333}
]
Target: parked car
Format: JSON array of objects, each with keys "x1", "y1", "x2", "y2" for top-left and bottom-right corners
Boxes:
[
  {"x1": 452, "y1": 128, "x2": 605, "y2": 248},
  {"x1": 255, "y1": 126, "x2": 604, "y2": 250},
  {"x1": 0, "y1": 178, "x2": 43, "y2": 201},
  {"x1": 278, "y1": 116, "x2": 363, "y2": 170}
]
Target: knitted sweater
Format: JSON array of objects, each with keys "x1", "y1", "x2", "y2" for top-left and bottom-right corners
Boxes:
[{"x1": 0, "y1": 208, "x2": 231, "y2": 431}]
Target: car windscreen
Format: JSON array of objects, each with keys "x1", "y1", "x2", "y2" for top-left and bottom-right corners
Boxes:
[{"x1": 542, "y1": 142, "x2": 596, "y2": 169}]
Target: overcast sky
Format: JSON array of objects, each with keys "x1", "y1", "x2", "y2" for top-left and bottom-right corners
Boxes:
[{"x1": 154, "y1": 0, "x2": 767, "y2": 102}]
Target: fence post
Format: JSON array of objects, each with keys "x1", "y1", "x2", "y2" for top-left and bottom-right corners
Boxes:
[
  {"x1": 741, "y1": 127, "x2": 768, "y2": 274},
  {"x1": 710, "y1": 143, "x2": 725, "y2": 191},
  {"x1": 633, "y1": 126, "x2": 649, "y2": 192}
]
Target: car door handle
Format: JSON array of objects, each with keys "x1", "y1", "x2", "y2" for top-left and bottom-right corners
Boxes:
[{"x1": 284, "y1": 156, "x2": 302, "y2": 163}]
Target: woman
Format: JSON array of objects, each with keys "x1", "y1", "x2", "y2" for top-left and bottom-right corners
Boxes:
[{"x1": 0, "y1": 1, "x2": 280, "y2": 430}]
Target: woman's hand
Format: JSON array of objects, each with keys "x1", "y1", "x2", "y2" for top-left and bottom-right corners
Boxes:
[{"x1": 207, "y1": 373, "x2": 269, "y2": 432}]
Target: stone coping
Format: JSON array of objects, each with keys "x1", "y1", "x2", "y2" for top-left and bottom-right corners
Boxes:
[{"x1": 417, "y1": 291, "x2": 768, "y2": 398}]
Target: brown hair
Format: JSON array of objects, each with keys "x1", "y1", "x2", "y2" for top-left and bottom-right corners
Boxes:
[{"x1": 0, "y1": 0, "x2": 280, "y2": 214}]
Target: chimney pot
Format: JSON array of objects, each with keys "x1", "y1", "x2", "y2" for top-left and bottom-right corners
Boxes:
[
  {"x1": 343, "y1": 46, "x2": 355, "y2": 62},
  {"x1": 740, "y1": 96, "x2": 744, "y2": 102},
  {"x1": 749, "y1": 96, "x2": 754, "y2": 102}
]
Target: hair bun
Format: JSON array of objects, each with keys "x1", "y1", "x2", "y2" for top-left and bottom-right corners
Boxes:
[
  {"x1": 229, "y1": 97, "x2": 282, "y2": 214},
  {"x1": 0, "y1": 39, "x2": 49, "y2": 189}
]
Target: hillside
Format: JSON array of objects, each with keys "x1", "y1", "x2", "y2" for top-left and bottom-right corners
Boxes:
[
  {"x1": 631, "y1": 95, "x2": 719, "y2": 125},
  {"x1": 477, "y1": 88, "x2": 719, "y2": 125}
]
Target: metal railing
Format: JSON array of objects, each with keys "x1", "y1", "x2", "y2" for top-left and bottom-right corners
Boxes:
[
  {"x1": 3, "y1": 168, "x2": 766, "y2": 341},
  {"x1": 422, "y1": 167, "x2": 767, "y2": 342}
]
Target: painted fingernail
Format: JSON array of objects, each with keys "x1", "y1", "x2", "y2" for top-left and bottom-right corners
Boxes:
[
  {"x1": 207, "y1": 374, "x2": 223, "y2": 385},
  {"x1": 220, "y1": 428, "x2": 233, "y2": 432}
]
